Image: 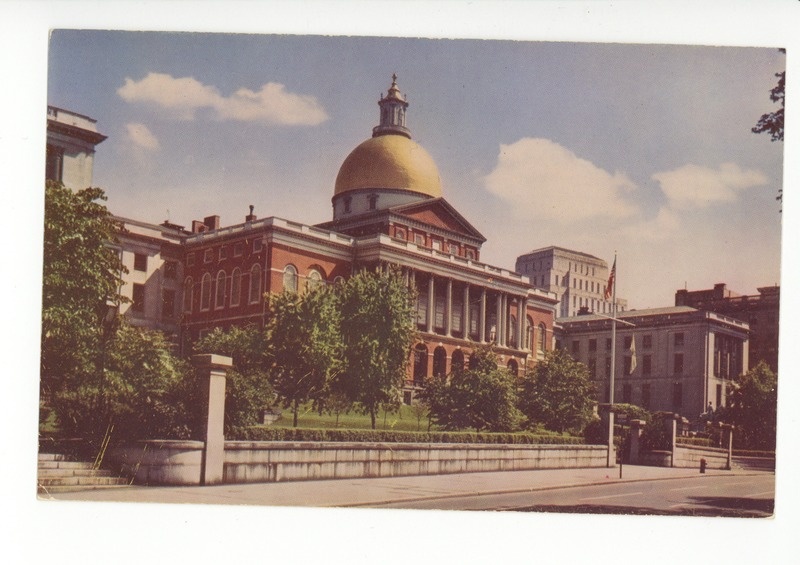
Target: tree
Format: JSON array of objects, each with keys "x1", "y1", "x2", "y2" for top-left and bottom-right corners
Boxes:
[
  {"x1": 519, "y1": 348, "x2": 595, "y2": 434},
  {"x1": 193, "y1": 325, "x2": 275, "y2": 433},
  {"x1": 337, "y1": 267, "x2": 416, "y2": 429},
  {"x1": 727, "y1": 361, "x2": 778, "y2": 451},
  {"x1": 422, "y1": 344, "x2": 521, "y2": 432},
  {"x1": 752, "y1": 49, "x2": 785, "y2": 208},
  {"x1": 266, "y1": 287, "x2": 343, "y2": 426},
  {"x1": 41, "y1": 181, "x2": 126, "y2": 399}
]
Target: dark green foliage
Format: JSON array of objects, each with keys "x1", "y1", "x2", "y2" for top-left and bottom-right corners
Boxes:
[
  {"x1": 752, "y1": 49, "x2": 785, "y2": 208},
  {"x1": 266, "y1": 288, "x2": 343, "y2": 426},
  {"x1": 639, "y1": 411, "x2": 673, "y2": 452},
  {"x1": 727, "y1": 361, "x2": 778, "y2": 450},
  {"x1": 422, "y1": 344, "x2": 521, "y2": 432},
  {"x1": 337, "y1": 267, "x2": 416, "y2": 429},
  {"x1": 233, "y1": 426, "x2": 585, "y2": 445},
  {"x1": 41, "y1": 181, "x2": 126, "y2": 401},
  {"x1": 194, "y1": 325, "x2": 275, "y2": 433},
  {"x1": 519, "y1": 348, "x2": 595, "y2": 434}
]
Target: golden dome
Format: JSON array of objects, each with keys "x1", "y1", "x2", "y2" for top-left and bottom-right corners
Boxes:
[{"x1": 334, "y1": 134, "x2": 442, "y2": 198}]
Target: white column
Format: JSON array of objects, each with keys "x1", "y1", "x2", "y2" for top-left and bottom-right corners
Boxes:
[
  {"x1": 463, "y1": 284, "x2": 470, "y2": 339},
  {"x1": 446, "y1": 278, "x2": 453, "y2": 337},
  {"x1": 427, "y1": 273, "x2": 434, "y2": 334},
  {"x1": 479, "y1": 288, "x2": 487, "y2": 343}
]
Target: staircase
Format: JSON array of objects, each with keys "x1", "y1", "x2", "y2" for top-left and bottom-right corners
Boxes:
[{"x1": 37, "y1": 453, "x2": 130, "y2": 494}]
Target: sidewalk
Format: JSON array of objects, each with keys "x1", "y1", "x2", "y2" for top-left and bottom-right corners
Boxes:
[{"x1": 39, "y1": 464, "x2": 767, "y2": 508}]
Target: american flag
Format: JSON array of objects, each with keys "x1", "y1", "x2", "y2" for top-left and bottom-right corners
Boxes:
[{"x1": 604, "y1": 257, "x2": 616, "y2": 300}]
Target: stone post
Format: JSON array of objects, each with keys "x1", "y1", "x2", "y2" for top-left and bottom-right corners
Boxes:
[
  {"x1": 720, "y1": 423, "x2": 734, "y2": 470},
  {"x1": 666, "y1": 413, "x2": 678, "y2": 468},
  {"x1": 193, "y1": 354, "x2": 233, "y2": 485},
  {"x1": 629, "y1": 419, "x2": 646, "y2": 465}
]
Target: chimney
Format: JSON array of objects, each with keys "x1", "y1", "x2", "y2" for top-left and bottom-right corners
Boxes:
[
  {"x1": 204, "y1": 215, "x2": 220, "y2": 231},
  {"x1": 246, "y1": 204, "x2": 257, "y2": 222},
  {"x1": 191, "y1": 220, "x2": 207, "y2": 233}
]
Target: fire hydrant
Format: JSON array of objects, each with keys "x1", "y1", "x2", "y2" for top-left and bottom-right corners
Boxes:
[{"x1": 700, "y1": 458, "x2": 707, "y2": 474}]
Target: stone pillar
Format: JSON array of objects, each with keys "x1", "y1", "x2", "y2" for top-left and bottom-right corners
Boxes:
[
  {"x1": 446, "y1": 278, "x2": 453, "y2": 337},
  {"x1": 479, "y1": 288, "x2": 487, "y2": 343},
  {"x1": 495, "y1": 293, "x2": 503, "y2": 345},
  {"x1": 720, "y1": 423, "x2": 734, "y2": 470},
  {"x1": 629, "y1": 419, "x2": 645, "y2": 465},
  {"x1": 463, "y1": 284, "x2": 470, "y2": 339},
  {"x1": 427, "y1": 273, "x2": 435, "y2": 334},
  {"x1": 605, "y1": 407, "x2": 616, "y2": 468},
  {"x1": 667, "y1": 413, "x2": 678, "y2": 468},
  {"x1": 193, "y1": 354, "x2": 233, "y2": 485},
  {"x1": 517, "y1": 298, "x2": 526, "y2": 350}
]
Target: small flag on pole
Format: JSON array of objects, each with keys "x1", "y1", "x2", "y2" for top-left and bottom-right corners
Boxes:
[
  {"x1": 604, "y1": 257, "x2": 616, "y2": 300},
  {"x1": 629, "y1": 335, "x2": 637, "y2": 374}
]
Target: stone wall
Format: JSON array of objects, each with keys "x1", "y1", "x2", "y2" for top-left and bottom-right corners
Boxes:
[{"x1": 109, "y1": 441, "x2": 608, "y2": 486}]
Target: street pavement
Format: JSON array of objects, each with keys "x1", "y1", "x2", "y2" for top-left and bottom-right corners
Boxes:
[{"x1": 39, "y1": 464, "x2": 772, "y2": 511}]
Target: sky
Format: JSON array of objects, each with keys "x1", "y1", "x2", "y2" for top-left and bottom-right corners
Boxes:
[
  {"x1": 45, "y1": 31, "x2": 784, "y2": 310},
  {"x1": 5, "y1": 1, "x2": 800, "y2": 561}
]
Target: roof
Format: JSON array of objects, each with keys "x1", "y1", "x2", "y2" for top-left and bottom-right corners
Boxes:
[{"x1": 518, "y1": 245, "x2": 604, "y2": 263}]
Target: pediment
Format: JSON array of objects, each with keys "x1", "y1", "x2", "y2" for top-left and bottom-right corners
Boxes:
[{"x1": 390, "y1": 198, "x2": 486, "y2": 242}]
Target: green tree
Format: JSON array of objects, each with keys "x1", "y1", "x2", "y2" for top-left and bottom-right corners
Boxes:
[
  {"x1": 266, "y1": 287, "x2": 343, "y2": 426},
  {"x1": 727, "y1": 361, "x2": 778, "y2": 450},
  {"x1": 752, "y1": 48, "x2": 785, "y2": 208},
  {"x1": 519, "y1": 348, "x2": 595, "y2": 434},
  {"x1": 337, "y1": 267, "x2": 416, "y2": 429},
  {"x1": 41, "y1": 181, "x2": 126, "y2": 400},
  {"x1": 422, "y1": 344, "x2": 521, "y2": 432},
  {"x1": 194, "y1": 325, "x2": 275, "y2": 433}
]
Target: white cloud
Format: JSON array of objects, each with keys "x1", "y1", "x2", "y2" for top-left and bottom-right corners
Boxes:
[
  {"x1": 117, "y1": 72, "x2": 328, "y2": 125},
  {"x1": 652, "y1": 162, "x2": 768, "y2": 210},
  {"x1": 483, "y1": 138, "x2": 638, "y2": 222},
  {"x1": 125, "y1": 122, "x2": 160, "y2": 150}
]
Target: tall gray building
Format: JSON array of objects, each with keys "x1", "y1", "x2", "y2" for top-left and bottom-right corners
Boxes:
[{"x1": 516, "y1": 246, "x2": 627, "y2": 318}]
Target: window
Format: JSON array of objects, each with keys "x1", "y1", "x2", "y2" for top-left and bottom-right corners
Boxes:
[
  {"x1": 538, "y1": 323, "x2": 547, "y2": 353},
  {"x1": 343, "y1": 196, "x2": 352, "y2": 213},
  {"x1": 451, "y1": 349, "x2": 465, "y2": 375},
  {"x1": 333, "y1": 276, "x2": 345, "y2": 286},
  {"x1": 219, "y1": 246, "x2": 228, "y2": 260},
  {"x1": 589, "y1": 339, "x2": 597, "y2": 352},
  {"x1": 432, "y1": 240, "x2": 442, "y2": 251},
  {"x1": 508, "y1": 315, "x2": 517, "y2": 348},
  {"x1": 395, "y1": 228, "x2": 406, "y2": 240},
  {"x1": 642, "y1": 354, "x2": 652, "y2": 376},
  {"x1": 624, "y1": 356, "x2": 633, "y2": 375},
  {"x1": 674, "y1": 353, "x2": 684, "y2": 374},
  {"x1": 249, "y1": 264, "x2": 262, "y2": 304},
  {"x1": 229, "y1": 268, "x2": 241, "y2": 307},
  {"x1": 674, "y1": 332, "x2": 685, "y2": 347},
  {"x1": 306, "y1": 268, "x2": 324, "y2": 291},
  {"x1": 642, "y1": 334, "x2": 652, "y2": 349},
  {"x1": 414, "y1": 233, "x2": 425, "y2": 246},
  {"x1": 507, "y1": 359, "x2": 519, "y2": 377},
  {"x1": 203, "y1": 249, "x2": 213, "y2": 264},
  {"x1": 368, "y1": 194, "x2": 378, "y2": 210},
  {"x1": 571, "y1": 340, "x2": 580, "y2": 355},
  {"x1": 283, "y1": 265, "x2": 298, "y2": 293},
  {"x1": 132, "y1": 284, "x2": 145, "y2": 313},
  {"x1": 605, "y1": 357, "x2": 612, "y2": 378},
  {"x1": 183, "y1": 277, "x2": 194, "y2": 313},
  {"x1": 452, "y1": 296, "x2": 463, "y2": 333},
  {"x1": 624, "y1": 336, "x2": 632, "y2": 349},
  {"x1": 526, "y1": 316, "x2": 534, "y2": 350},
  {"x1": 200, "y1": 273, "x2": 212, "y2": 311},
  {"x1": 465, "y1": 249, "x2": 476, "y2": 261},
  {"x1": 434, "y1": 295, "x2": 446, "y2": 330},
  {"x1": 186, "y1": 253, "x2": 195, "y2": 267},
  {"x1": 433, "y1": 347, "x2": 447, "y2": 378},
  {"x1": 253, "y1": 239, "x2": 263, "y2": 253},
  {"x1": 215, "y1": 271, "x2": 226, "y2": 309},
  {"x1": 448, "y1": 243, "x2": 459, "y2": 255},
  {"x1": 45, "y1": 144, "x2": 64, "y2": 182},
  {"x1": 162, "y1": 289, "x2": 176, "y2": 320},
  {"x1": 233, "y1": 242, "x2": 244, "y2": 257},
  {"x1": 622, "y1": 384, "x2": 632, "y2": 404},
  {"x1": 606, "y1": 338, "x2": 612, "y2": 351},
  {"x1": 588, "y1": 358, "x2": 597, "y2": 378},
  {"x1": 672, "y1": 382, "x2": 683, "y2": 409},
  {"x1": 642, "y1": 384, "x2": 651, "y2": 409},
  {"x1": 416, "y1": 293, "x2": 428, "y2": 328},
  {"x1": 134, "y1": 253, "x2": 147, "y2": 272},
  {"x1": 164, "y1": 260, "x2": 178, "y2": 280}
]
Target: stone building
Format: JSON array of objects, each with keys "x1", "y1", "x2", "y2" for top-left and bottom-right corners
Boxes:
[
  {"x1": 556, "y1": 306, "x2": 749, "y2": 418},
  {"x1": 675, "y1": 283, "x2": 779, "y2": 373},
  {"x1": 45, "y1": 105, "x2": 107, "y2": 190},
  {"x1": 516, "y1": 246, "x2": 627, "y2": 318}
]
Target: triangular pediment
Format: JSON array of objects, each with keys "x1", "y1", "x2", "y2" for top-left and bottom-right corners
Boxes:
[{"x1": 390, "y1": 198, "x2": 486, "y2": 242}]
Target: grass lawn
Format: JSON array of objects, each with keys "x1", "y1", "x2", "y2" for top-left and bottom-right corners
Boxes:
[{"x1": 270, "y1": 404, "x2": 434, "y2": 432}]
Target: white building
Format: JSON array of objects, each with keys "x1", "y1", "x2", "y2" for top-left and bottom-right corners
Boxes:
[
  {"x1": 516, "y1": 246, "x2": 627, "y2": 318},
  {"x1": 45, "y1": 106, "x2": 107, "y2": 189}
]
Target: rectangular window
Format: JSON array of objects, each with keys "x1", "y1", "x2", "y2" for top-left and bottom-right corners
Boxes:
[
  {"x1": 434, "y1": 296, "x2": 446, "y2": 329},
  {"x1": 571, "y1": 340, "x2": 580, "y2": 355},
  {"x1": 415, "y1": 233, "x2": 425, "y2": 246},
  {"x1": 624, "y1": 335, "x2": 632, "y2": 349},
  {"x1": 132, "y1": 284, "x2": 145, "y2": 314},
  {"x1": 432, "y1": 239, "x2": 442, "y2": 251},
  {"x1": 672, "y1": 382, "x2": 683, "y2": 409},
  {"x1": 622, "y1": 384, "x2": 632, "y2": 404},
  {"x1": 253, "y1": 239, "x2": 263, "y2": 253},
  {"x1": 589, "y1": 339, "x2": 597, "y2": 352},
  {"x1": 451, "y1": 297, "x2": 463, "y2": 333},
  {"x1": 624, "y1": 356, "x2": 632, "y2": 375},
  {"x1": 162, "y1": 289, "x2": 176, "y2": 320},
  {"x1": 219, "y1": 246, "x2": 228, "y2": 260},
  {"x1": 164, "y1": 260, "x2": 178, "y2": 280},
  {"x1": 674, "y1": 332, "x2": 685, "y2": 347},
  {"x1": 606, "y1": 338, "x2": 612, "y2": 351},
  {"x1": 643, "y1": 354, "x2": 652, "y2": 376},
  {"x1": 605, "y1": 357, "x2": 611, "y2": 378},
  {"x1": 642, "y1": 334, "x2": 652, "y2": 349},
  {"x1": 203, "y1": 249, "x2": 213, "y2": 263},
  {"x1": 588, "y1": 358, "x2": 597, "y2": 378},
  {"x1": 186, "y1": 253, "x2": 195, "y2": 267},
  {"x1": 674, "y1": 353, "x2": 684, "y2": 374},
  {"x1": 642, "y1": 384, "x2": 651, "y2": 409},
  {"x1": 470, "y1": 303, "x2": 480, "y2": 335},
  {"x1": 134, "y1": 253, "x2": 147, "y2": 272},
  {"x1": 233, "y1": 242, "x2": 244, "y2": 257},
  {"x1": 448, "y1": 243, "x2": 459, "y2": 255},
  {"x1": 416, "y1": 294, "x2": 428, "y2": 328}
]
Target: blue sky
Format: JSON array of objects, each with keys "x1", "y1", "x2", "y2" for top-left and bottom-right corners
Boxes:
[{"x1": 47, "y1": 30, "x2": 784, "y2": 309}]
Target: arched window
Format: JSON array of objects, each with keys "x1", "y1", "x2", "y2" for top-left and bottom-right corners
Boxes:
[
  {"x1": 283, "y1": 264, "x2": 298, "y2": 293},
  {"x1": 183, "y1": 277, "x2": 194, "y2": 313},
  {"x1": 230, "y1": 268, "x2": 241, "y2": 307},
  {"x1": 538, "y1": 322, "x2": 547, "y2": 353},
  {"x1": 451, "y1": 349, "x2": 465, "y2": 375},
  {"x1": 526, "y1": 316, "x2": 534, "y2": 351},
  {"x1": 413, "y1": 344, "x2": 428, "y2": 387},
  {"x1": 215, "y1": 270, "x2": 226, "y2": 309},
  {"x1": 433, "y1": 346, "x2": 447, "y2": 378},
  {"x1": 507, "y1": 359, "x2": 519, "y2": 377},
  {"x1": 306, "y1": 267, "x2": 324, "y2": 291},
  {"x1": 508, "y1": 314, "x2": 517, "y2": 348},
  {"x1": 249, "y1": 264, "x2": 262, "y2": 304},
  {"x1": 200, "y1": 273, "x2": 212, "y2": 311},
  {"x1": 333, "y1": 276, "x2": 345, "y2": 286}
]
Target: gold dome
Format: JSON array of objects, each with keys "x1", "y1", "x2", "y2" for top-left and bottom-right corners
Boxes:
[{"x1": 334, "y1": 134, "x2": 442, "y2": 198}]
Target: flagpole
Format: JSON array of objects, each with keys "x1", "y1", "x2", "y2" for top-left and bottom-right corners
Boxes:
[{"x1": 607, "y1": 252, "x2": 617, "y2": 467}]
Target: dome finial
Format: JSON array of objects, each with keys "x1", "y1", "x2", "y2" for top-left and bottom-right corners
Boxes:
[{"x1": 373, "y1": 75, "x2": 410, "y2": 139}]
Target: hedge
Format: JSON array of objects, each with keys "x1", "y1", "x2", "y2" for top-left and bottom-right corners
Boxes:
[
  {"x1": 676, "y1": 436, "x2": 714, "y2": 448},
  {"x1": 232, "y1": 427, "x2": 586, "y2": 445}
]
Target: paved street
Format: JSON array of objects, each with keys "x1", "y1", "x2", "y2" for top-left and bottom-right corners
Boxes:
[{"x1": 41, "y1": 464, "x2": 774, "y2": 517}]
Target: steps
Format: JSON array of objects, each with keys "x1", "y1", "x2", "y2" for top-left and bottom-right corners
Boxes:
[{"x1": 37, "y1": 453, "x2": 130, "y2": 494}]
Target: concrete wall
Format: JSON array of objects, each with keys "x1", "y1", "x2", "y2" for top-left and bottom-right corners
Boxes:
[{"x1": 110, "y1": 441, "x2": 608, "y2": 486}]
